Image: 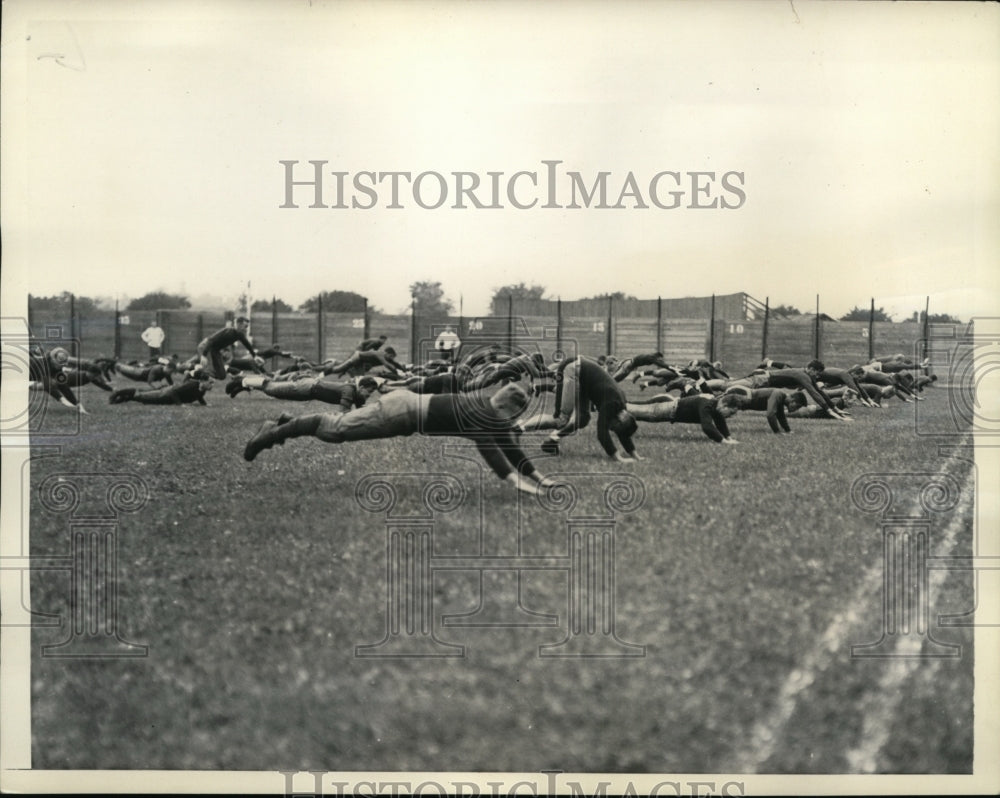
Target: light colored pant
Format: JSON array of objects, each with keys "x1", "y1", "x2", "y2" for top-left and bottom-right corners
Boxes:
[{"x1": 315, "y1": 391, "x2": 427, "y2": 442}]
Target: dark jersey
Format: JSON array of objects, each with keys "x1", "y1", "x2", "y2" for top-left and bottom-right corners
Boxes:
[
  {"x1": 670, "y1": 395, "x2": 731, "y2": 442},
  {"x1": 423, "y1": 394, "x2": 536, "y2": 480},
  {"x1": 408, "y1": 373, "x2": 464, "y2": 395},
  {"x1": 202, "y1": 327, "x2": 256, "y2": 357},
  {"x1": 315, "y1": 380, "x2": 364, "y2": 411},
  {"x1": 118, "y1": 380, "x2": 207, "y2": 405},
  {"x1": 743, "y1": 388, "x2": 790, "y2": 433},
  {"x1": 556, "y1": 357, "x2": 634, "y2": 456}
]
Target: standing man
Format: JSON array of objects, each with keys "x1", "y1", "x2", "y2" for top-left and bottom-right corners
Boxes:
[
  {"x1": 140, "y1": 319, "x2": 166, "y2": 360},
  {"x1": 197, "y1": 316, "x2": 257, "y2": 380}
]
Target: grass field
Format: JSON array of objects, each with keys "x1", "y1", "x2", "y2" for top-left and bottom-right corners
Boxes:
[{"x1": 26, "y1": 377, "x2": 975, "y2": 774}]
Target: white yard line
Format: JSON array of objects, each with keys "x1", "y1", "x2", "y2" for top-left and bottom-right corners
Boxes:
[
  {"x1": 731, "y1": 448, "x2": 973, "y2": 774},
  {"x1": 842, "y1": 495, "x2": 971, "y2": 773}
]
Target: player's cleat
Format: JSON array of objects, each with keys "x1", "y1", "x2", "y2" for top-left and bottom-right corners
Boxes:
[
  {"x1": 108, "y1": 388, "x2": 136, "y2": 404},
  {"x1": 244, "y1": 420, "x2": 281, "y2": 461},
  {"x1": 541, "y1": 437, "x2": 560, "y2": 455}
]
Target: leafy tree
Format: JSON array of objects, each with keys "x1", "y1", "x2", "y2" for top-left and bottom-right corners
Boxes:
[
  {"x1": 126, "y1": 292, "x2": 191, "y2": 311},
  {"x1": 770, "y1": 304, "x2": 802, "y2": 317},
  {"x1": 840, "y1": 306, "x2": 893, "y2": 322},
  {"x1": 30, "y1": 291, "x2": 102, "y2": 313},
  {"x1": 491, "y1": 283, "x2": 548, "y2": 306},
  {"x1": 581, "y1": 291, "x2": 639, "y2": 302},
  {"x1": 409, "y1": 280, "x2": 454, "y2": 316},
  {"x1": 910, "y1": 310, "x2": 962, "y2": 324},
  {"x1": 252, "y1": 298, "x2": 294, "y2": 313},
  {"x1": 299, "y1": 290, "x2": 368, "y2": 313}
]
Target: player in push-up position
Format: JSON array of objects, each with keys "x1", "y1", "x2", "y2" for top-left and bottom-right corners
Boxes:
[
  {"x1": 243, "y1": 384, "x2": 559, "y2": 495},
  {"x1": 735, "y1": 361, "x2": 853, "y2": 421},
  {"x1": 516, "y1": 355, "x2": 640, "y2": 462},
  {"x1": 626, "y1": 393, "x2": 743, "y2": 443},
  {"x1": 28, "y1": 346, "x2": 87, "y2": 412},
  {"x1": 809, "y1": 360, "x2": 879, "y2": 408},
  {"x1": 722, "y1": 386, "x2": 794, "y2": 433}
]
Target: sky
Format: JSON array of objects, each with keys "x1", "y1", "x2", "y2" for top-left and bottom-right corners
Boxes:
[{"x1": 2, "y1": 0, "x2": 998, "y2": 321}]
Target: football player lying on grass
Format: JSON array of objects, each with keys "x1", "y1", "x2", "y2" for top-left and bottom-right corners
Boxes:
[
  {"x1": 61, "y1": 362, "x2": 115, "y2": 392},
  {"x1": 227, "y1": 355, "x2": 269, "y2": 375},
  {"x1": 869, "y1": 353, "x2": 932, "y2": 374},
  {"x1": 226, "y1": 344, "x2": 291, "y2": 376},
  {"x1": 463, "y1": 352, "x2": 552, "y2": 392},
  {"x1": 67, "y1": 355, "x2": 117, "y2": 381},
  {"x1": 784, "y1": 389, "x2": 858, "y2": 419},
  {"x1": 228, "y1": 373, "x2": 379, "y2": 410},
  {"x1": 322, "y1": 346, "x2": 407, "y2": 380},
  {"x1": 632, "y1": 367, "x2": 682, "y2": 390},
  {"x1": 626, "y1": 393, "x2": 742, "y2": 444},
  {"x1": 109, "y1": 372, "x2": 213, "y2": 406},
  {"x1": 611, "y1": 352, "x2": 676, "y2": 382},
  {"x1": 116, "y1": 358, "x2": 179, "y2": 387},
  {"x1": 381, "y1": 364, "x2": 476, "y2": 395},
  {"x1": 243, "y1": 384, "x2": 559, "y2": 495},
  {"x1": 515, "y1": 356, "x2": 640, "y2": 462}
]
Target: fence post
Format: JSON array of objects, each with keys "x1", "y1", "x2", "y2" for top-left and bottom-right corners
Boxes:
[
  {"x1": 27, "y1": 293, "x2": 34, "y2": 334},
  {"x1": 410, "y1": 295, "x2": 417, "y2": 365},
  {"x1": 606, "y1": 296, "x2": 613, "y2": 355},
  {"x1": 761, "y1": 297, "x2": 770, "y2": 361},
  {"x1": 114, "y1": 299, "x2": 122, "y2": 359},
  {"x1": 656, "y1": 296, "x2": 663, "y2": 353},
  {"x1": 556, "y1": 297, "x2": 563, "y2": 357},
  {"x1": 923, "y1": 296, "x2": 930, "y2": 363},
  {"x1": 363, "y1": 296, "x2": 370, "y2": 339},
  {"x1": 69, "y1": 292, "x2": 77, "y2": 357},
  {"x1": 197, "y1": 314, "x2": 204, "y2": 345},
  {"x1": 709, "y1": 294, "x2": 716, "y2": 361},
  {"x1": 271, "y1": 297, "x2": 279, "y2": 370},
  {"x1": 507, "y1": 294, "x2": 513, "y2": 354},
  {"x1": 317, "y1": 295, "x2": 324, "y2": 363},
  {"x1": 813, "y1": 294, "x2": 821, "y2": 361},
  {"x1": 868, "y1": 298, "x2": 875, "y2": 361}
]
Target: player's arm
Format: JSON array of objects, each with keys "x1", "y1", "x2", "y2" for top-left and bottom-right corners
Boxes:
[
  {"x1": 768, "y1": 390, "x2": 791, "y2": 433},
  {"x1": 236, "y1": 332, "x2": 257, "y2": 359},
  {"x1": 697, "y1": 403, "x2": 726, "y2": 442}
]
